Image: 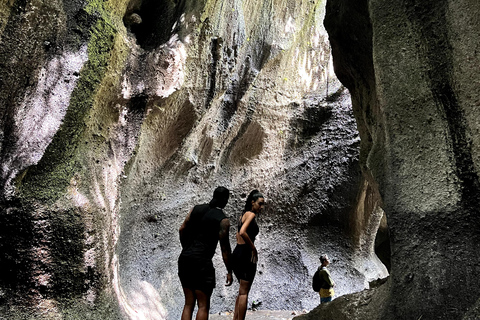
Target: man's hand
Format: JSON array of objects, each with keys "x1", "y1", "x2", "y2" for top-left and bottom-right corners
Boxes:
[
  {"x1": 251, "y1": 248, "x2": 258, "y2": 264},
  {"x1": 225, "y1": 272, "x2": 233, "y2": 286}
]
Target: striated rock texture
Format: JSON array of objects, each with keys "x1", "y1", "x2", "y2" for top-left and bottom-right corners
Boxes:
[
  {"x1": 306, "y1": 0, "x2": 480, "y2": 319},
  {"x1": 3, "y1": 0, "x2": 479, "y2": 319},
  {"x1": 0, "y1": 0, "x2": 388, "y2": 319}
]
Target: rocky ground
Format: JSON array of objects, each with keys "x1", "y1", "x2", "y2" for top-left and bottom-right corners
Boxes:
[{"x1": 210, "y1": 310, "x2": 307, "y2": 320}]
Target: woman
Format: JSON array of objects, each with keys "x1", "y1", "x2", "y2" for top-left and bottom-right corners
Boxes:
[{"x1": 232, "y1": 190, "x2": 265, "y2": 320}]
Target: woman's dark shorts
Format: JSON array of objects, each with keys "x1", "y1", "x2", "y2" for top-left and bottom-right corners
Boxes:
[
  {"x1": 232, "y1": 244, "x2": 257, "y2": 282},
  {"x1": 178, "y1": 255, "x2": 215, "y2": 295}
]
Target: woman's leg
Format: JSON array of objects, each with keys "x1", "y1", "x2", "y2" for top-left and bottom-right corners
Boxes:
[
  {"x1": 194, "y1": 289, "x2": 212, "y2": 320},
  {"x1": 181, "y1": 287, "x2": 196, "y2": 320},
  {"x1": 233, "y1": 294, "x2": 240, "y2": 320},
  {"x1": 233, "y1": 279, "x2": 253, "y2": 320}
]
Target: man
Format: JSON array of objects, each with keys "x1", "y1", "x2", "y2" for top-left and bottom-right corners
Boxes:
[
  {"x1": 178, "y1": 187, "x2": 233, "y2": 320},
  {"x1": 316, "y1": 254, "x2": 335, "y2": 303}
]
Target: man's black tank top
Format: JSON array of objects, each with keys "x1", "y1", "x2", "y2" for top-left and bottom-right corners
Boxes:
[
  {"x1": 181, "y1": 204, "x2": 227, "y2": 261},
  {"x1": 237, "y1": 212, "x2": 259, "y2": 243}
]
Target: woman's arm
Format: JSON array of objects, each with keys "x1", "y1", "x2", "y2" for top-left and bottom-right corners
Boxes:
[{"x1": 238, "y1": 211, "x2": 257, "y2": 262}]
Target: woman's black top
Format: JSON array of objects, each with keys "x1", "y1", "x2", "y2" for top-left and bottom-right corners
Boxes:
[{"x1": 237, "y1": 212, "x2": 259, "y2": 243}]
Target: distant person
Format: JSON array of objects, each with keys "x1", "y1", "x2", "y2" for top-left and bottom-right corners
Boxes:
[
  {"x1": 232, "y1": 190, "x2": 265, "y2": 320},
  {"x1": 178, "y1": 187, "x2": 233, "y2": 320},
  {"x1": 313, "y1": 254, "x2": 335, "y2": 303}
]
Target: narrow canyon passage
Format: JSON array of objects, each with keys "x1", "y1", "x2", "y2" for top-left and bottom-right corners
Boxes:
[{"x1": 0, "y1": 0, "x2": 479, "y2": 319}]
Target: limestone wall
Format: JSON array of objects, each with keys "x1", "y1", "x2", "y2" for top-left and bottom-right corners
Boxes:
[
  {"x1": 0, "y1": 0, "x2": 388, "y2": 319},
  {"x1": 321, "y1": 0, "x2": 480, "y2": 319}
]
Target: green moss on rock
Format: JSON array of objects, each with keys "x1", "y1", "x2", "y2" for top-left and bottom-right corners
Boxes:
[
  {"x1": 0, "y1": 0, "x2": 15, "y2": 35},
  {"x1": 19, "y1": 16, "x2": 117, "y2": 203}
]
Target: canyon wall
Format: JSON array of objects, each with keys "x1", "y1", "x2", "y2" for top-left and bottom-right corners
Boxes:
[
  {"x1": 4, "y1": 0, "x2": 476, "y2": 319},
  {"x1": 0, "y1": 0, "x2": 387, "y2": 319},
  {"x1": 296, "y1": 0, "x2": 480, "y2": 319}
]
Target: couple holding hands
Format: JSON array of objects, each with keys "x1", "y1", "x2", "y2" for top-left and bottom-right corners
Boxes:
[{"x1": 178, "y1": 187, "x2": 265, "y2": 320}]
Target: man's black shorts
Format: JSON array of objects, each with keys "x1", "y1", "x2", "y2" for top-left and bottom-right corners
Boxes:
[{"x1": 178, "y1": 255, "x2": 215, "y2": 294}]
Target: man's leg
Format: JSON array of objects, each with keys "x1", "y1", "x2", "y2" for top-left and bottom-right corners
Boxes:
[
  {"x1": 181, "y1": 287, "x2": 196, "y2": 320},
  {"x1": 320, "y1": 296, "x2": 332, "y2": 304},
  {"x1": 194, "y1": 289, "x2": 212, "y2": 320}
]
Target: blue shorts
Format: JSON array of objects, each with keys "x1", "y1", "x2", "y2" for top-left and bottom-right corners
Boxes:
[{"x1": 320, "y1": 296, "x2": 333, "y2": 303}]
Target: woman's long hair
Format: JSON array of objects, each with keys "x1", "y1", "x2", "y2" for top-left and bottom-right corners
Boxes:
[{"x1": 243, "y1": 189, "x2": 264, "y2": 213}]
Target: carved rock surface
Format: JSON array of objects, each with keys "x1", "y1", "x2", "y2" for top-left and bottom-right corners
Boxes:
[
  {"x1": 0, "y1": 0, "x2": 394, "y2": 319},
  {"x1": 323, "y1": 0, "x2": 480, "y2": 319}
]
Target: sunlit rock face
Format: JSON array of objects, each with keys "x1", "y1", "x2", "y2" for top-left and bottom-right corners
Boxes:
[
  {"x1": 0, "y1": 0, "x2": 387, "y2": 319},
  {"x1": 313, "y1": 0, "x2": 480, "y2": 319}
]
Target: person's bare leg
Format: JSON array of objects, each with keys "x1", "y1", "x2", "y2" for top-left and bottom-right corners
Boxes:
[
  {"x1": 195, "y1": 289, "x2": 211, "y2": 320},
  {"x1": 233, "y1": 280, "x2": 252, "y2": 320},
  {"x1": 181, "y1": 287, "x2": 196, "y2": 320},
  {"x1": 233, "y1": 294, "x2": 240, "y2": 320}
]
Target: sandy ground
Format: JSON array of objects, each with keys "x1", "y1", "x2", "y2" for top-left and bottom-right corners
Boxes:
[{"x1": 209, "y1": 310, "x2": 307, "y2": 320}]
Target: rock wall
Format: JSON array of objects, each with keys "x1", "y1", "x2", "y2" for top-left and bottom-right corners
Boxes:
[
  {"x1": 311, "y1": 0, "x2": 480, "y2": 319},
  {"x1": 0, "y1": 0, "x2": 389, "y2": 319}
]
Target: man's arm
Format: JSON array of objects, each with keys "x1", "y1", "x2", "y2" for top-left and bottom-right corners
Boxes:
[
  {"x1": 219, "y1": 218, "x2": 233, "y2": 286},
  {"x1": 323, "y1": 269, "x2": 335, "y2": 287},
  {"x1": 179, "y1": 208, "x2": 193, "y2": 249}
]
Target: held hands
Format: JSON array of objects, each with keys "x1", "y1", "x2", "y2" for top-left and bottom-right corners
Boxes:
[{"x1": 225, "y1": 272, "x2": 233, "y2": 286}]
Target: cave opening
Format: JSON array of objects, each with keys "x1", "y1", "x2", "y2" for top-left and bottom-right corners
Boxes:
[{"x1": 123, "y1": 0, "x2": 185, "y2": 50}]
